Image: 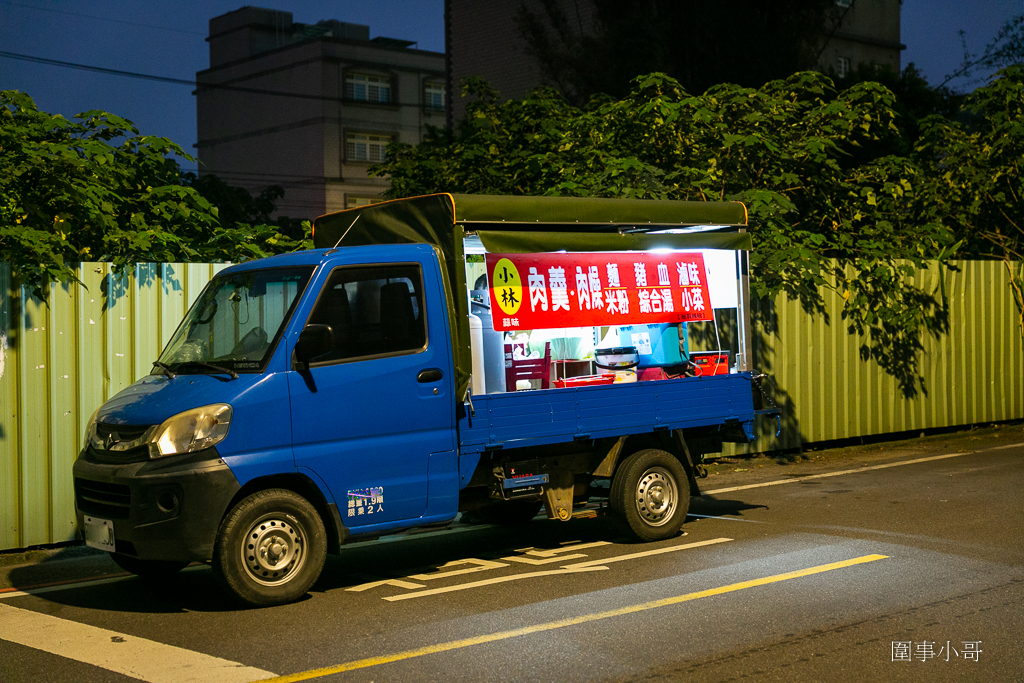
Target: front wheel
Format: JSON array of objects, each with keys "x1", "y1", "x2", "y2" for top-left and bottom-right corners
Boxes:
[
  {"x1": 611, "y1": 449, "x2": 690, "y2": 541},
  {"x1": 212, "y1": 489, "x2": 327, "y2": 607}
]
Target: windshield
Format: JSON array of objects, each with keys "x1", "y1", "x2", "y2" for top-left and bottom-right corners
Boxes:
[{"x1": 156, "y1": 267, "x2": 314, "y2": 374}]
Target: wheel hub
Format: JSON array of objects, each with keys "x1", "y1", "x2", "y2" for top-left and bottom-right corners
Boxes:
[
  {"x1": 635, "y1": 467, "x2": 678, "y2": 527},
  {"x1": 242, "y1": 518, "x2": 306, "y2": 586}
]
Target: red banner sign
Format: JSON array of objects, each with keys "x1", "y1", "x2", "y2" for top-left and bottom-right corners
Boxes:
[{"x1": 486, "y1": 252, "x2": 713, "y2": 331}]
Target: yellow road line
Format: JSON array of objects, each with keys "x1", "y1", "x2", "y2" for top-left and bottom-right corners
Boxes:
[{"x1": 260, "y1": 553, "x2": 888, "y2": 683}]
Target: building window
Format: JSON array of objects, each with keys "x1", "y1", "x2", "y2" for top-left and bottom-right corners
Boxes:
[
  {"x1": 424, "y1": 81, "x2": 445, "y2": 111},
  {"x1": 345, "y1": 196, "x2": 385, "y2": 209},
  {"x1": 836, "y1": 56, "x2": 852, "y2": 78},
  {"x1": 346, "y1": 73, "x2": 391, "y2": 104},
  {"x1": 345, "y1": 133, "x2": 391, "y2": 162}
]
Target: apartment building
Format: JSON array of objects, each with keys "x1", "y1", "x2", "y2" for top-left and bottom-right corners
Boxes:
[{"x1": 197, "y1": 7, "x2": 445, "y2": 219}]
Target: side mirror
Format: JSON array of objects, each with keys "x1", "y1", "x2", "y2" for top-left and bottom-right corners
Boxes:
[{"x1": 294, "y1": 324, "x2": 335, "y2": 367}]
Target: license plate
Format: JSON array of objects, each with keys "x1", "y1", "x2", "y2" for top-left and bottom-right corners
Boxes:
[{"x1": 83, "y1": 516, "x2": 115, "y2": 552}]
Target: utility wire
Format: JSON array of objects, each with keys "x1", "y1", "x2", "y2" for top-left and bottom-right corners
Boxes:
[
  {"x1": 1, "y1": 50, "x2": 197, "y2": 86},
  {"x1": 0, "y1": 50, "x2": 447, "y2": 108},
  {"x1": 0, "y1": 0, "x2": 207, "y2": 36}
]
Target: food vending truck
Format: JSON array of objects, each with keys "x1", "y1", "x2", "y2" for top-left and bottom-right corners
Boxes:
[{"x1": 73, "y1": 193, "x2": 776, "y2": 606}]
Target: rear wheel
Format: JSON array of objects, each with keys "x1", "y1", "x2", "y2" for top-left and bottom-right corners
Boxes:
[
  {"x1": 212, "y1": 489, "x2": 327, "y2": 607},
  {"x1": 109, "y1": 553, "x2": 189, "y2": 579},
  {"x1": 611, "y1": 449, "x2": 690, "y2": 541}
]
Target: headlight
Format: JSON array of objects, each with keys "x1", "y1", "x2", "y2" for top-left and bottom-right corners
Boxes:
[
  {"x1": 148, "y1": 404, "x2": 232, "y2": 458},
  {"x1": 83, "y1": 407, "x2": 101, "y2": 452}
]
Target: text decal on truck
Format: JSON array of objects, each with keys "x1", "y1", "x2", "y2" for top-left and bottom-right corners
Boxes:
[
  {"x1": 486, "y1": 251, "x2": 713, "y2": 330},
  {"x1": 347, "y1": 487, "x2": 385, "y2": 518}
]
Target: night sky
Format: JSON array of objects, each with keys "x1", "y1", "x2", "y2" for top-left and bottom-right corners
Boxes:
[{"x1": 1, "y1": 0, "x2": 1021, "y2": 172}]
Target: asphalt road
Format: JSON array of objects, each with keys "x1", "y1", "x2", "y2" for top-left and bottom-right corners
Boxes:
[{"x1": 1, "y1": 428, "x2": 1022, "y2": 683}]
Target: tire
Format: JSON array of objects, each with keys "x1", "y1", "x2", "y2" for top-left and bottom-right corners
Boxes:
[
  {"x1": 610, "y1": 449, "x2": 690, "y2": 541},
  {"x1": 212, "y1": 489, "x2": 327, "y2": 607},
  {"x1": 109, "y1": 553, "x2": 189, "y2": 579},
  {"x1": 479, "y1": 499, "x2": 544, "y2": 525}
]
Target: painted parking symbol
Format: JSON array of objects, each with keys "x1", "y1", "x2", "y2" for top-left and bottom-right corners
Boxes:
[{"x1": 344, "y1": 537, "x2": 734, "y2": 601}]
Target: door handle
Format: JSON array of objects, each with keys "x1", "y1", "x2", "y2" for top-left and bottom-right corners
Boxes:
[{"x1": 417, "y1": 368, "x2": 443, "y2": 383}]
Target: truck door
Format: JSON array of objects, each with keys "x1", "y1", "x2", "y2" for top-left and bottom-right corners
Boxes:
[{"x1": 287, "y1": 256, "x2": 455, "y2": 527}]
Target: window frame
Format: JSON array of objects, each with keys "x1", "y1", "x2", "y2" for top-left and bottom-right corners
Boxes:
[
  {"x1": 344, "y1": 72, "x2": 393, "y2": 104},
  {"x1": 344, "y1": 131, "x2": 393, "y2": 163},
  {"x1": 423, "y1": 80, "x2": 446, "y2": 112},
  {"x1": 345, "y1": 195, "x2": 386, "y2": 210},
  {"x1": 836, "y1": 55, "x2": 852, "y2": 78},
  {"x1": 300, "y1": 262, "x2": 429, "y2": 369}
]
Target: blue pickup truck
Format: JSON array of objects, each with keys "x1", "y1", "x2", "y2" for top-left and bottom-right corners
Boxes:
[{"x1": 73, "y1": 194, "x2": 772, "y2": 606}]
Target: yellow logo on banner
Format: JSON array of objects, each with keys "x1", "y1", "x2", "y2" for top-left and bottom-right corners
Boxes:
[{"x1": 491, "y1": 257, "x2": 522, "y2": 315}]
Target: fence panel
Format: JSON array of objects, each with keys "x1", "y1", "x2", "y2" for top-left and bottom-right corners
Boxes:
[
  {"x1": 728, "y1": 260, "x2": 1024, "y2": 454},
  {"x1": 0, "y1": 263, "x2": 222, "y2": 550}
]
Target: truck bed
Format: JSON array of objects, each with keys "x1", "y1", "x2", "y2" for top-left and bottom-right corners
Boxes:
[{"x1": 456, "y1": 373, "x2": 756, "y2": 486}]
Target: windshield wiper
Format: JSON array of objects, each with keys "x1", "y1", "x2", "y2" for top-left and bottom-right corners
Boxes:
[
  {"x1": 152, "y1": 361, "x2": 176, "y2": 379},
  {"x1": 177, "y1": 361, "x2": 239, "y2": 380}
]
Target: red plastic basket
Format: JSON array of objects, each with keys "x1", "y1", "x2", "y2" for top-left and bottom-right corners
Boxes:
[{"x1": 553, "y1": 374, "x2": 617, "y2": 388}]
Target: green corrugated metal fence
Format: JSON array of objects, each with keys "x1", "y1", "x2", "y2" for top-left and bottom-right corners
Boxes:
[
  {"x1": 729, "y1": 260, "x2": 1024, "y2": 454},
  {"x1": 0, "y1": 262, "x2": 227, "y2": 551},
  {"x1": 0, "y1": 259, "x2": 1021, "y2": 551}
]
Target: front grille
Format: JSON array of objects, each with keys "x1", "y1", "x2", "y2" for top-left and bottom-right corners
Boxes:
[
  {"x1": 91, "y1": 446, "x2": 149, "y2": 464},
  {"x1": 75, "y1": 478, "x2": 131, "y2": 519},
  {"x1": 92, "y1": 422, "x2": 153, "y2": 463},
  {"x1": 96, "y1": 422, "x2": 150, "y2": 443}
]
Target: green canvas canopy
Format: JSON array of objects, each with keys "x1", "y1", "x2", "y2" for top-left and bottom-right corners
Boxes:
[{"x1": 312, "y1": 193, "x2": 750, "y2": 401}]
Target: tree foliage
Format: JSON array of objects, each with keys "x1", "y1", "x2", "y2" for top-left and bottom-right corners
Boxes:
[
  {"x1": 516, "y1": 0, "x2": 838, "y2": 106},
  {"x1": 374, "y1": 71, "x2": 972, "y2": 394},
  {"x1": 181, "y1": 172, "x2": 310, "y2": 245},
  {"x1": 0, "y1": 91, "x2": 310, "y2": 299},
  {"x1": 914, "y1": 66, "x2": 1024, "y2": 333},
  {"x1": 834, "y1": 63, "x2": 965, "y2": 153}
]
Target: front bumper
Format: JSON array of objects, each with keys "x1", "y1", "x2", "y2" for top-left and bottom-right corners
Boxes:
[{"x1": 73, "y1": 448, "x2": 241, "y2": 562}]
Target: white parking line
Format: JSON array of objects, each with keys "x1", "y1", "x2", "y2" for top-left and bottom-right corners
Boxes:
[
  {"x1": 564, "y1": 537, "x2": 734, "y2": 568},
  {"x1": 702, "y1": 443, "x2": 1024, "y2": 495},
  {"x1": 383, "y1": 564, "x2": 608, "y2": 601},
  {"x1": 380, "y1": 537, "x2": 734, "y2": 601},
  {"x1": 688, "y1": 514, "x2": 763, "y2": 523},
  {"x1": 0, "y1": 602, "x2": 276, "y2": 683}
]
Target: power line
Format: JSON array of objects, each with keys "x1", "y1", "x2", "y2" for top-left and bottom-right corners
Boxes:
[
  {"x1": 0, "y1": 50, "x2": 447, "y2": 108},
  {"x1": 0, "y1": 0, "x2": 207, "y2": 36},
  {"x1": 1, "y1": 50, "x2": 197, "y2": 86}
]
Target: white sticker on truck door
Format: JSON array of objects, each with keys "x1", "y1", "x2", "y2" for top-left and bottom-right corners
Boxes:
[{"x1": 347, "y1": 487, "x2": 384, "y2": 518}]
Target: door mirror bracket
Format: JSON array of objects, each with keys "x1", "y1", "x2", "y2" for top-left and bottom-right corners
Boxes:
[{"x1": 294, "y1": 324, "x2": 335, "y2": 369}]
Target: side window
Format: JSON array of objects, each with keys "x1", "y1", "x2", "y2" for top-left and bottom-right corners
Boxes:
[{"x1": 306, "y1": 264, "x2": 426, "y2": 363}]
